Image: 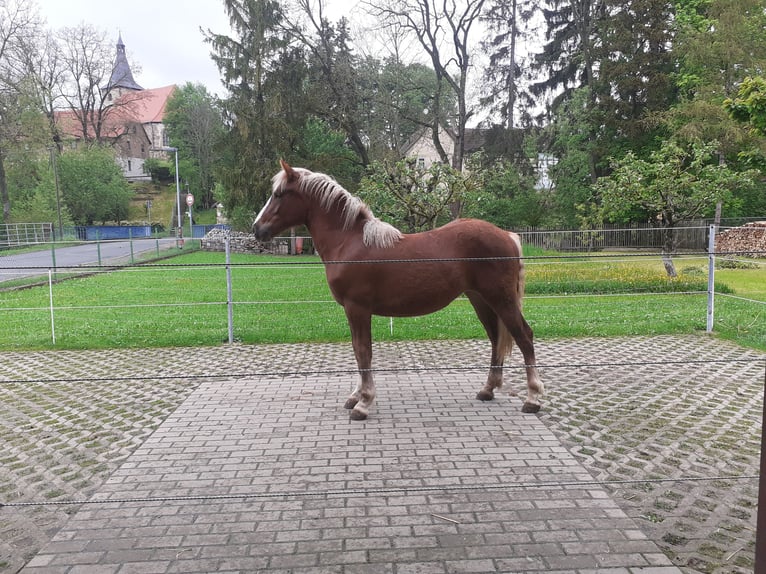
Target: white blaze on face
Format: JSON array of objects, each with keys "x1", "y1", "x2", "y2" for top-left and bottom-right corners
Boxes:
[{"x1": 254, "y1": 196, "x2": 273, "y2": 225}]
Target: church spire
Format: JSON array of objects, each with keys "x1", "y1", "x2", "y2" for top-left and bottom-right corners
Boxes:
[{"x1": 106, "y1": 33, "x2": 143, "y2": 93}]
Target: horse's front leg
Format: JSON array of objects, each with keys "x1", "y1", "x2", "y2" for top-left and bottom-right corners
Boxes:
[{"x1": 342, "y1": 305, "x2": 375, "y2": 421}]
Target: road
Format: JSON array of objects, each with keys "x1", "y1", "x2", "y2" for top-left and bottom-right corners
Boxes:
[{"x1": 0, "y1": 238, "x2": 181, "y2": 283}]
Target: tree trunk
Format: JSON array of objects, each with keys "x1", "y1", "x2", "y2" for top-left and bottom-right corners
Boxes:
[
  {"x1": 430, "y1": 78, "x2": 450, "y2": 165},
  {"x1": 0, "y1": 150, "x2": 9, "y2": 224},
  {"x1": 506, "y1": 0, "x2": 517, "y2": 129},
  {"x1": 662, "y1": 225, "x2": 677, "y2": 278}
]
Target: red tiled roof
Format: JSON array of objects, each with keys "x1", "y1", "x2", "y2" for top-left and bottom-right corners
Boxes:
[
  {"x1": 54, "y1": 85, "x2": 176, "y2": 139},
  {"x1": 128, "y1": 84, "x2": 176, "y2": 123},
  {"x1": 54, "y1": 109, "x2": 128, "y2": 140}
]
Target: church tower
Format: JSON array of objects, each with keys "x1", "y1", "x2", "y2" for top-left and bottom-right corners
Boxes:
[{"x1": 105, "y1": 34, "x2": 143, "y2": 100}]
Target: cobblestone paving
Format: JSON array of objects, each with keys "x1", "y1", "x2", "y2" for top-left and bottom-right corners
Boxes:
[
  {"x1": 0, "y1": 335, "x2": 762, "y2": 573},
  {"x1": 535, "y1": 336, "x2": 764, "y2": 574}
]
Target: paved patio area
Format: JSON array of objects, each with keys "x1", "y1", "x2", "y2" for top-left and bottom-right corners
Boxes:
[{"x1": 0, "y1": 335, "x2": 762, "y2": 573}]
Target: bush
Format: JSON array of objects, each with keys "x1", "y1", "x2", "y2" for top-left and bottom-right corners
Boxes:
[{"x1": 142, "y1": 158, "x2": 172, "y2": 182}]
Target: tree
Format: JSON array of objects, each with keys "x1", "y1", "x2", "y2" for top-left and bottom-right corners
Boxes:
[
  {"x1": 595, "y1": 0, "x2": 675, "y2": 145},
  {"x1": 531, "y1": 0, "x2": 604, "y2": 107},
  {"x1": 653, "y1": 0, "x2": 766, "y2": 170},
  {"x1": 163, "y1": 82, "x2": 224, "y2": 209},
  {"x1": 293, "y1": 116, "x2": 361, "y2": 183},
  {"x1": 358, "y1": 158, "x2": 473, "y2": 232},
  {"x1": 6, "y1": 154, "x2": 71, "y2": 224},
  {"x1": 594, "y1": 139, "x2": 756, "y2": 276},
  {"x1": 480, "y1": 0, "x2": 536, "y2": 128},
  {"x1": 14, "y1": 26, "x2": 66, "y2": 147},
  {"x1": 674, "y1": 0, "x2": 766, "y2": 102},
  {"x1": 57, "y1": 145, "x2": 133, "y2": 225},
  {"x1": 724, "y1": 76, "x2": 766, "y2": 136},
  {"x1": 534, "y1": 0, "x2": 675, "y2": 189},
  {"x1": 531, "y1": 0, "x2": 606, "y2": 192},
  {"x1": 363, "y1": 0, "x2": 485, "y2": 173},
  {"x1": 0, "y1": 0, "x2": 41, "y2": 222},
  {"x1": 205, "y1": 0, "x2": 301, "y2": 228},
  {"x1": 463, "y1": 154, "x2": 545, "y2": 228},
  {"x1": 352, "y1": 11, "x2": 455, "y2": 161},
  {"x1": 357, "y1": 56, "x2": 445, "y2": 162},
  {"x1": 542, "y1": 88, "x2": 599, "y2": 227},
  {"x1": 283, "y1": 3, "x2": 370, "y2": 165},
  {"x1": 56, "y1": 24, "x2": 143, "y2": 144}
]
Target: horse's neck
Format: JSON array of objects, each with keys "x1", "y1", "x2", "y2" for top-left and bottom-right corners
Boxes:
[{"x1": 306, "y1": 205, "x2": 364, "y2": 260}]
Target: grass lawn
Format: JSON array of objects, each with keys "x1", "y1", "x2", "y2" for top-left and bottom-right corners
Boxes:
[{"x1": 0, "y1": 250, "x2": 763, "y2": 351}]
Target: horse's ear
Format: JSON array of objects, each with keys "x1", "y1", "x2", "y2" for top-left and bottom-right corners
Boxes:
[{"x1": 280, "y1": 159, "x2": 297, "y2": 182}]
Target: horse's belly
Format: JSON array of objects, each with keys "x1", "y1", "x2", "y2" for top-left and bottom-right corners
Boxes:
[
  {"x1": 367, "y1": 283, "x2": 462, "y2": 317},
  {"x1": 327, "y1": 262, "x2": 466, "y2": 317},
  {"x1": 371, "y1": 296, "x2": 454, "y2": 317}
]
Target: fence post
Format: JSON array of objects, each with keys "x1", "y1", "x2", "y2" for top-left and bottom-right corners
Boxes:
[
  {"x1": 48, "y1": 269, "x2": 56, "y2": 345},
  {"x1": 129, "y1": 228, "x2": 135, "y2": 264},
  {"x1": 226, "y1": 235, "x2": 234, "y2": 344},
  {"x1": 50, "y1": 239, "x2": 57, "y2": 277},
  {"x1": 757, "y1": 360, "x2": 766, "y2": 574},
  {"x1": 706, "y1": 224, "x2": 716, "y2": 333},
  {"x1": 96, "y1": 230, "x2": 102, "y2": 267}
]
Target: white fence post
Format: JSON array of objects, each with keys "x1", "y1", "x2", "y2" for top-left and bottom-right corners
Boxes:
[
  {"x1": 226, "y1": 235, "x2": 234, "y2": 344},
  {"x1": 706, "y1": 224, "x2": 716, "y2": 333},
  {"x1": 48, "y1": 269, "x2": 56, "y2": 345}
]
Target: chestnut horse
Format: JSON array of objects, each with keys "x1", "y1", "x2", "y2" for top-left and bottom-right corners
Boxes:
[{"x1": 254, "y1": 160, "x2": 544, "y2": 421}]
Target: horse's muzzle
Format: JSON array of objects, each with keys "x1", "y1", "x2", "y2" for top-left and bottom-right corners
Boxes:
[{"x1": 253, "y1": 222, "x2": 271, "y2": 241}]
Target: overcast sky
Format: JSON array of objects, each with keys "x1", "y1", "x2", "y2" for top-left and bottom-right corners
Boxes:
[
  {"x1": 33, "y1": 1, "x2": 362, "y2": 97},
  {"x1": 34, "y1": 0, "x2": 236, "y2": 96}
]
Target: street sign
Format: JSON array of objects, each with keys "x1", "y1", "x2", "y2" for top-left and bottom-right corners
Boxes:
[{"x1": 186, "y1": 194, "x2": 194, "y2": 207}]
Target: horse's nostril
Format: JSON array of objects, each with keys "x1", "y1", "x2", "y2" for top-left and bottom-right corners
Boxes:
[{"x1": 254, "y1": 223, "x2": 271, "y2": 241}]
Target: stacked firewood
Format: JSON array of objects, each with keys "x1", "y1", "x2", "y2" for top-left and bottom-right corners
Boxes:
[
  {"x1": 716, "y1": 221, "x2": 766, "y2": 257},
  {"x1": 201, "y1": 228, "x2": 266, "y2": 253}
]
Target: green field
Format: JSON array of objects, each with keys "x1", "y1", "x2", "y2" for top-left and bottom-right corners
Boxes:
[{"x1": 0, "y1": 250, "x2": 763, "y2": 351}]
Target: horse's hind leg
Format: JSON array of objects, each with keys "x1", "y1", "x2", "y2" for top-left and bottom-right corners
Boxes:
[
  {"x1": 343, "y1": 305, "x2": 375, "y2": 421},
  {"x1": 467, "y1": 293, "x2": 507, "y2": 402},
  {"x1": 500, "y1": 306, "x2": 544, "y2": 413}
]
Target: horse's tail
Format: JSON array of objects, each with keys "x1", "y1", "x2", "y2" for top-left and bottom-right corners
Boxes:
[
  {"x1": 497, "y1": 231, "x2": 525, "y2": 359},
  {"x1": 508, "y1": 231, "x2": 526, "y2": 306}
]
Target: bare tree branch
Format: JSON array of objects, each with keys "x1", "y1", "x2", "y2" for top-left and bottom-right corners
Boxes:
[{"x1": 360, "y1": 0, "x2": 485, "y2": 171}]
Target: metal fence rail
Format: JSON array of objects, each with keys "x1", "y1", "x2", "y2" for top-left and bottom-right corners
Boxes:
[
  {"x1": 0, "y1": 225, "x2": 764, "y2": 345},
  {"x1": 0, "y1": 223, "x2": 54, "y2": 248},
  {"x1": 517, "y1": 224, "x2": 708, "y2": 251}
]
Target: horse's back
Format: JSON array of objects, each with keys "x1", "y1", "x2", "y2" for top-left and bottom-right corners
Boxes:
[{"x1": 404, "y1": 218, "x2": 522, "y2": 260}]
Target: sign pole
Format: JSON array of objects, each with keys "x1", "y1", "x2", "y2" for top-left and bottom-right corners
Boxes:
[{"x1": 186, "y1": 193, "x2": 195, "y2": 240}]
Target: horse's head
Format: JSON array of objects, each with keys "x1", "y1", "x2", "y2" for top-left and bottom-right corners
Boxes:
[{"x1": 253, "y1": 160, "x2": 310, "y2": 241}]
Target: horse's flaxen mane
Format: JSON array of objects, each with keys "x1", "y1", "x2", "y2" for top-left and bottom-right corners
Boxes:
[{"x1": 273, "y1": 168, "x2": 403, "y2": 249}]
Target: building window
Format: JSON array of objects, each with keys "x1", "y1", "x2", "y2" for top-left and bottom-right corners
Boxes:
[
  {"x1": 128, "y1": 160, "x2": 132, "y2": 172},
  {"x1": 417, "y1": 157, "x2": 426, "y2": 169}
]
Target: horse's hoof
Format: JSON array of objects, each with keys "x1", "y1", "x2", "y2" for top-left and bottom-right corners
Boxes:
[
  {"x1": 343, "y1": 397, "x2": 358, "y2": 409},
  {"x1": 521, "y1": 401, "x2": 541, "y2": 413},
  {"x1": 476, "y1": 389, "x2": 494, "y2": 401},
  {"x1": 349, "y1": 408, "x2": 368, "y2": 421}
]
